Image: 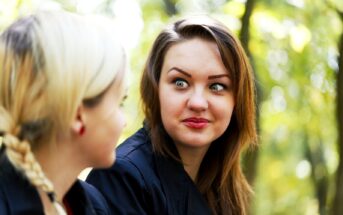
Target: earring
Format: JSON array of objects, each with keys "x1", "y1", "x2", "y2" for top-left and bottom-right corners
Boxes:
[{"x1": 79, "y1": 125, "x2": 86, "y2": 136}]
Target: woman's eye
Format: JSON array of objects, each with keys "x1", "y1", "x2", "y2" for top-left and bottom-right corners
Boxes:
[
  {"x1": 174, "y1": 79, "x2": 188, "y2": 88},
  {"x1": 210, "y1": 83, "x2": 226, "y2": 92}
]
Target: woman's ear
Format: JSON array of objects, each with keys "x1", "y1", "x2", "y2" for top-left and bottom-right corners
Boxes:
[{"x1": 71, "y1": 106, "x2": 86, "y2": 136}]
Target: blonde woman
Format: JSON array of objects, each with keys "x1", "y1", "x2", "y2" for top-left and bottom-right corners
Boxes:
[{"x1": 0, "y1": 11, "x2": 127, "y2": 214}]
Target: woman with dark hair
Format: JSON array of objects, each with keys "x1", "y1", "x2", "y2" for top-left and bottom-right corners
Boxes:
[{"x1": 87, "y1": 16, "x2": 257, "y2": 215}]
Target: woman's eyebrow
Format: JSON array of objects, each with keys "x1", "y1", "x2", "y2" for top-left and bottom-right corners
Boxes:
[
  {"x1": 168, "y1": 67, "x2": 230, "y2": 80},
  {"x1": 168, "y1": 67, "x2": 192, "y2": 77},
  {"x1": 208, "y1": 74, "x2": 230, "y2": 80}
]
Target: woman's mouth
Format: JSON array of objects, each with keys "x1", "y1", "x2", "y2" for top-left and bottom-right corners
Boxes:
[{"x1": 182, "y1": 117, "x2": 209, "y2": 129}]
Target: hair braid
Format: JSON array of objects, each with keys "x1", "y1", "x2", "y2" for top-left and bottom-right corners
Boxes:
[
  {"x1": 2, "y1": 133, "x2": 66, "y2": 214},
  {"x1": 3, "y1": 133, "x2": 54, "y2": 193}
]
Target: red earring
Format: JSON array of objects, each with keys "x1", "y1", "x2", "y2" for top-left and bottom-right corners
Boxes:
[{"x1": 79, "y1": 125, "x2": 86, "y2": 136}]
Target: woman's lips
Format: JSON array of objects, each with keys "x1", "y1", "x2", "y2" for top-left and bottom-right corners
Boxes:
[{"x1": 182, "y1": 117, "x2": 209, "y2": 129}]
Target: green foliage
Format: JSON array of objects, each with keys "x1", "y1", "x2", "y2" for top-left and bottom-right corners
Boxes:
[{"x1": 250, "y1": 0, "x2": 340, "y2": 214}]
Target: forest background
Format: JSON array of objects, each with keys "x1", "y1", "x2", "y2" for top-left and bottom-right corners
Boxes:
[{"x1": 0, "y1": 0, "x2": 342, "y2": 214}]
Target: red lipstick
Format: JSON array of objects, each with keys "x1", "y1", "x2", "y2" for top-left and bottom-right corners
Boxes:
[{"x1": 182, "y1": 117, "x2": 209, "y2": 129}]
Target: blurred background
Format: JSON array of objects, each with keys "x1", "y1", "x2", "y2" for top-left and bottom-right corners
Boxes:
[{"x1": 0, "y1": 0, "x2": 342, "y2": 214}]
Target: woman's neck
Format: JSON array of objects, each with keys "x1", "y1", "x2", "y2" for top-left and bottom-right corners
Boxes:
[
  {"x1": 34, "y1": 140, "x2": 84, "y2": 204},
  {"x1": 175, "y1": 144, "x2": 210, "y2": 181}
]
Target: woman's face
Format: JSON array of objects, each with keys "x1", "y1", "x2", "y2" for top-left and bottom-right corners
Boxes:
[
  {"x1": 158, "y1": 37, "x2": 235, "y2": 154},
  {"x1": 80, "y1": 69, "x2": 127, "y2": 168}
]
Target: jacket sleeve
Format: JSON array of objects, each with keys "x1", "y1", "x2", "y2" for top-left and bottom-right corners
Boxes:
[{"x1": 86, "y1": 157, "x2": 150, "y2": 215}]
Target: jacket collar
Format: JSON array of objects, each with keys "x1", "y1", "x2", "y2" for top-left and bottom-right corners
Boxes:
[{"x1": 153, "y1": 147, "x2": 212, "y2": 215}]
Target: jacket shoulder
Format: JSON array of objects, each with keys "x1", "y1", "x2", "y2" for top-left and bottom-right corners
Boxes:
[
  {"x1": 115, "y1": 128, "x2": 155, "y2": 175},
  {"x1": 0, "y1": 154, "x2": 44, "y2": 214},
  {"x1": 86, "y1": 128, "x2": 167, "y2": 214},
  {"x1": 79, "y1": 181, "x2": 110, "y2": 215}
]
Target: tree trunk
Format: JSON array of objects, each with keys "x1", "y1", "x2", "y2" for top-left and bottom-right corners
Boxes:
[
  {"x1": 163, "y1": 0, "x2": 178, "y2": 16},
  {"x1": 332, "y1": 11, "x2": 343, "y2": 215},
  {"x1": 239, "y1": 0, "x2": 260, "y2": 214},
  {"x1": 239, "y1": 0, "x2": 260, "y2": 186},
  {"x1": 240, "y1": 0, "x2": 255, "y2": 56},
  {"x1": 304, "y1": 135, "x2": 328, "y2": 215}
]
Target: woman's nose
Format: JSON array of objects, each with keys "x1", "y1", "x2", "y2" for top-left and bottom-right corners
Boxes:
[{"x1": 187, "y1": 90, "x2": 208, "y2": 112}]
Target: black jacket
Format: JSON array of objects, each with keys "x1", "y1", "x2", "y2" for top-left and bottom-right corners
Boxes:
[
  {"x1": 0, "y1": 149, "x2": 110, "y2": 215},
  {"x1": 87, "y1": 127, "x2": 212, "y2": 215}
]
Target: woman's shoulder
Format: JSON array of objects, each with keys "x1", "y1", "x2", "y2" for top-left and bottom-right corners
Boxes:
[
  {"x1": 78, "y1": 180, "x2": 110, "y2": 215},
  {"x1": 115, "y1": 127, "x2": 155, "y2": 171},
  {"x1": 0, "y1": 153, "x2": 36, "y2": 193},
  {"x1": 86, "y1": 128, "x2": 168, "y2": 214},
  {"x1": 0, "y1": 154, "x2": 11, "y2": 214},
  {"x1": 0, "y1": 153, "x2": 44, "y2": 214},
  {"x1": 86, "y1": 127, "x2": 160, "y2": 196}
]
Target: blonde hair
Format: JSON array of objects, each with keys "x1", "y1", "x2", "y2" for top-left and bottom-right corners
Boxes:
[{"x1": 0, "y1": 11, "x2": 124, "y2": 213}]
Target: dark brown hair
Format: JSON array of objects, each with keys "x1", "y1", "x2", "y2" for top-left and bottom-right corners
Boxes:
[{"x1": 140, "y1": 16, "x2": 257, "y2": 215}]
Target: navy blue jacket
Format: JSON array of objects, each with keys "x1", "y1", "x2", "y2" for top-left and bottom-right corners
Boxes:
[
  {"x1": 87, "y1": 127, "x2": 212, "y2": 215},
  {"x1": 0, "y1": 149, "x2": 110, "y2": 215}
]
